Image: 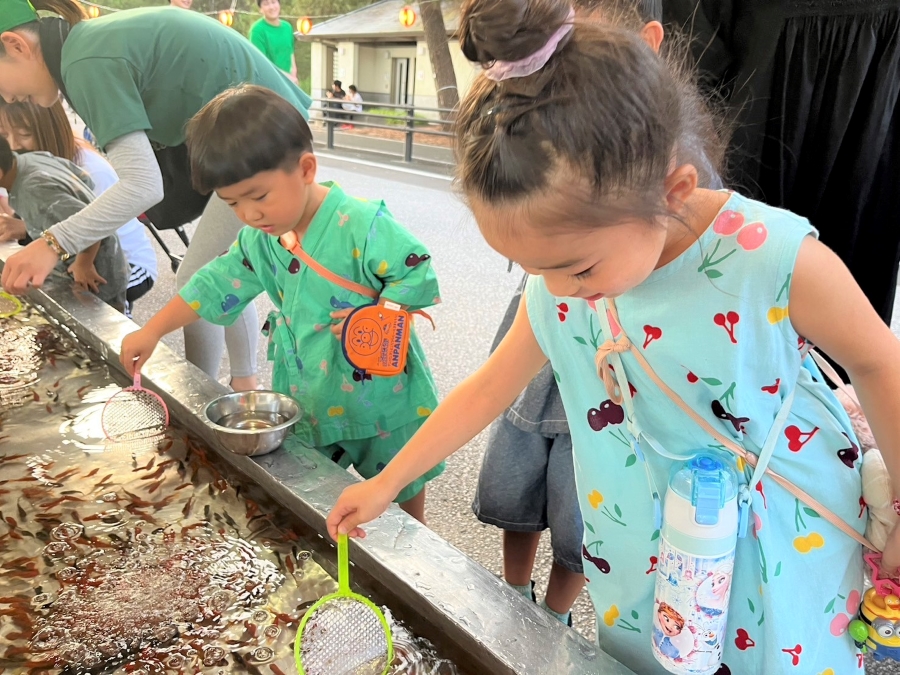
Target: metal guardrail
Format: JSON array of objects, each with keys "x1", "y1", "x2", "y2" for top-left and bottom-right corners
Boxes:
[{"x1": 311, "y1": 97, "x2": 455, "y2": 163}]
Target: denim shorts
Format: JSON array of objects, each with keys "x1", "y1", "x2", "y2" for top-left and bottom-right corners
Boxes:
[{"x1": 472, "y1": 413, "x2": 584, "y2": 573}]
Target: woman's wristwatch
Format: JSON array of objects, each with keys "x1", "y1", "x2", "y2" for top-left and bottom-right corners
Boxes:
[{"x1": 40, "y1": 230, "x2": 70, "y2": 262}]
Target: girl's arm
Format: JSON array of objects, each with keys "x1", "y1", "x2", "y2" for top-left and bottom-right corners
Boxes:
[
  {"x1": 120, "y1": 295, "x2": 200, "y2": 377},
  {"x1": 326, "y1": 295, "x2": 549, "y2": 539},
  {"x1": 790, "y1": 237, "x2": 900, "y2": 569}
]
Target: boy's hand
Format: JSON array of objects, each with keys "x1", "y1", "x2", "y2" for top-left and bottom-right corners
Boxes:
[
  {"x1": 68, "y1": 259, "x2": 107, "y2": 293},
  {"x1": 120, "y1": 328, "x2": 161, "y2": 377},
  {"x1": 330, "y1": 308, "x2": 353, "y2": 337},
  {"x1": 326, "y1": 476, "x2": 396, "y2": 540}
]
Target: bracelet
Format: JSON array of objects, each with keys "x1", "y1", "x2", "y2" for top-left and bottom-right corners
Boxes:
[{"x1": 40, "y1": 231, "x2": 70, "y2": 262}]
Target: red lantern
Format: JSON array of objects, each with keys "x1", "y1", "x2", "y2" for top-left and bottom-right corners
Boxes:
[
  {"x1": 297, "y1": 16, "x2": 312, "y2": 34},
  {"x1": 87, "y1": 5, "x2": 100, "y2": 18},
  {"x1": 218, "y1": 10, "x2": 234, "y2": 27},
  {"x1": 399, "y1": 5, "x2": 416, "y2": 28}
]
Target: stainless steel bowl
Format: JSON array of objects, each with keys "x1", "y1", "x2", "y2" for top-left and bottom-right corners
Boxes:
[{"x1": 203, "y1": 391, "x2": 300, "y2": 456}]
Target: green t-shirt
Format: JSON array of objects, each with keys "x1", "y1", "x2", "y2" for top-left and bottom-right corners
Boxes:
[
  {"x1": 249, "y1": 19, "x2": 295, "y2": 74},
  {"x1": 61, "y1": 7, "x2": 312, "y2": 150}
]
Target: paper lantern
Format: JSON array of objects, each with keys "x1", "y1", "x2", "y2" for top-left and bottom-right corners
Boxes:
[
  {"x1": 218, "y1": 10, "x2": 234, "y2": 27},
  {"x1": 297, "y1": 16, "x2": 312, "y2": 34},
  {"x1": 399, "y1": 5, "x2": 416, "y2": 28},
  {"x1": 87, "y1": 5, "x2": 100, "y2": 18}
]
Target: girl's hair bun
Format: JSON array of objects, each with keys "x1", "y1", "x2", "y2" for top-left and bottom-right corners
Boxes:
[{"x1": 459, "y1": 0, "x2": 574, "y2": 64}]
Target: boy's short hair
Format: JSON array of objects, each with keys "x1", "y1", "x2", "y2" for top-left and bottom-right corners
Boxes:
[
  {"x1": 185, "y1": 85, "x2": 314, "y2": 194},
  {"x1": 349, "y1": 85, "x2": 358, "y2": 93},
  {"x1": 333, "y1": 80, "x2": 342, "y2": 88},
  {"x1": 0, "y1": 135, "x2": 13, "y2": 174}
]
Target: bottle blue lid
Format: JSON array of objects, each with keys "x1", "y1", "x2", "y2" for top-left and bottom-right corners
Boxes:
[{"x1": 670, "y1": 453, "x2": 738, "y2": 526}]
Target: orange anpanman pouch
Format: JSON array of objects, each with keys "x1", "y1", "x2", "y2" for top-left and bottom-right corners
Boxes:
[{"x1": 341, "y1": 300, "x2": 411, "y2": 378}]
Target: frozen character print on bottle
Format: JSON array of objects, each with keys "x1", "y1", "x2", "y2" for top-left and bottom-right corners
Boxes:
[{"x1": 653, "y1": 602, "x2": 694, "y2": 659}]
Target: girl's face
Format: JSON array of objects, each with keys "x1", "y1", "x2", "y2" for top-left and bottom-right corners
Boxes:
[
  {"x1": 0, "y1": 116, "x2": 35, "y2": 152},
  {"x1": 659, "y1": 611, "x2": 681, "y2": 637},
  {"x1": 0, "y1": 33, "x2": 60, "y2": 108},
  {"x1": 474, "y1": 198, "x2": 669, "y2": 301}
]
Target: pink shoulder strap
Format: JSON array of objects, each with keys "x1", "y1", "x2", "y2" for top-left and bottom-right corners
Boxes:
[{"x1": 595, "y1": 298, "x2": 876, "y2": 552}]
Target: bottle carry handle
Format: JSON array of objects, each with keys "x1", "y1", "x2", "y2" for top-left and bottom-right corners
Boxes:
[{"x1": 594, "y1": 298, "x2": 877, "y2": 552}]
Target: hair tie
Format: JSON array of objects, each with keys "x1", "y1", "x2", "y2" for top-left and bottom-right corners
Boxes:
[{"x1": 483, "y1": 10, "x2": 575, "y2": 82}]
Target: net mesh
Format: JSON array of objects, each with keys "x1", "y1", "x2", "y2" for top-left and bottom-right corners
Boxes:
[
  {"x1": 101, "y1": 388, "x2": 168, "y2": 443},
  {"x1": 0, "y1": 293, "x2": 22, "y2": 318},
  {"x1": 299, "y1": 597, "x2": 389, "y2": 675}
]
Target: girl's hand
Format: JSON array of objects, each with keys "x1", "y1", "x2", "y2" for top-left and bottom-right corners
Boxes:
[
  {"x1": 120, "y1": 328, "x2": 161, "y2": 377},
  {"x1": 330, "y1": 308, "x2": 353, "y2": 337},
  {"x1": 0, "y1": 214, "x2": 26, "y2": 242},
  {"x1": 882, "y1": 520, "x2": 900, "y2": 578},
  {"x1": 68, "y1": 260, "x2": 107, "y2": 293},
  {"x1": 326, "y1": 476, "x2": 396, "y2": 540}
]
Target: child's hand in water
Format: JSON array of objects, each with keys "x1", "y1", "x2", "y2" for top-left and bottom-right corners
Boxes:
[
  {"x1": 326, "y1": 476, "x2": 396, "y2": 540},
  {"x1": 68, "y1": 259, "x2": 107, "y2": 293},
  {"x1": 330, "y1": 308, "x2": 353, "y2": 337},
  {"x1": 120, "y1": 328, "x2": 161, "y2": 377}
]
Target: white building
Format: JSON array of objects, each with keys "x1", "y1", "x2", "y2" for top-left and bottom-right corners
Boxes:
[{"x1": 303, "y1": 0, "x2": 477, "y2": 110}]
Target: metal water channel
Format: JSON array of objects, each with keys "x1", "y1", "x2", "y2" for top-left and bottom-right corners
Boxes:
[{"x1": 0, "y1": 245, "x2": 635, "y2": 675}]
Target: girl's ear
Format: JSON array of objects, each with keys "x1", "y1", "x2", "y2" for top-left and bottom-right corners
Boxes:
[
  {"x1": 298, "y1": 152, "x2": 318, "y2": 184},
  {"x1": 639, "y1": 21, "x2": 664, "y2": 55},
  {"x1": 663, "y1": 163, "x2": 698, "y2": 213}
]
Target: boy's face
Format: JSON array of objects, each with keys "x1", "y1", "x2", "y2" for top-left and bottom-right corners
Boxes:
[
  {"x1": 217, "y1": 154, "x2": 317, "y2": 238},
  {"x1": 259, "y1": 0, "x2": 281, "y2": 21}
]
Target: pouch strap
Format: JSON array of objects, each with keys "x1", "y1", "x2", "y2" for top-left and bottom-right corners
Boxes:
[
  {"x1": 594, "y1": 298, "x2": 876, "y2": 552},
  {"x1": 281, "y1": 233, "x2": 378, "y2": 299}
]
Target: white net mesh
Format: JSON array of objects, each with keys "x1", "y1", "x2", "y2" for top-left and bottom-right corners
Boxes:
[
  {"x1": 101, "y1": 388, "x2": 168, "y2": 443},
  {"x1": 299, "y1": 597, "x2": 389, "y2": 675}
]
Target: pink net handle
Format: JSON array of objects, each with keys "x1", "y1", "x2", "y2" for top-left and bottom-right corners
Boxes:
[{"x1": 865, "y1": 552, "x2": 900, "y2": 596}]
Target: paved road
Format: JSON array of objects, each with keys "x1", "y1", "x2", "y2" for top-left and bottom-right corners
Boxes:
[{"x1": 132, "y1": 154, "x2": 900, "y2": 671}]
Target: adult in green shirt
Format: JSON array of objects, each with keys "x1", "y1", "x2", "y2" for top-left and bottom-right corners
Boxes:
[
  {"x1": 0, "y1": 0, "x2": 312, "y2": 391},
  {"x1": 249, "y1": 0, "x2": 297, "y2": 84}
]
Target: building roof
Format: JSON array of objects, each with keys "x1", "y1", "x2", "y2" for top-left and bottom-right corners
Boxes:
[{"x1": 305, "y1": 0, "x2": 460, "y2": 41}]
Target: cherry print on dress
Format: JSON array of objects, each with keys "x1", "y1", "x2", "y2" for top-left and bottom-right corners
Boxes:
[
  {"x1": 587, "y1": 400, "x2": 625, "y2": 431},
  {"x1": 714, "y1": 312, "x2": 740, "y2": 343},
  {"x1": 735, "y1": 628, "x2": 755, "y2": 650},
  {"x1": 643, "y1": 325, "x2": 662, "y2": 349},
  {"x1": 785, "y1": 425, "x2": 819, "y2": 452},
  {"x1": 837, "y1": 432, "x2": 860, "y2": 468},
  {"x1": 712, "y1": 400, "x2": 749, "y2": 433},
  {"x1": 761, "y1": 379, "x2": 780, "y2": 394},
  {"x1": 781, "y1": 644, "x2": 802, "y2": 666}
]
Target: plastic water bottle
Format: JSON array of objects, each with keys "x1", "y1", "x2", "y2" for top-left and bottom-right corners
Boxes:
[{"x1": 652, "y1": 454, "x2": 739, "y2": 675}]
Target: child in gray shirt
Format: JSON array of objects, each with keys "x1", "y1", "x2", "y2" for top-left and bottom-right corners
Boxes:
[{"x1": 0, "y1": 136, "x2": 128, "y2": 309}]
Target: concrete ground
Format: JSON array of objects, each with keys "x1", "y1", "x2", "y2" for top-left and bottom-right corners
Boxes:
[{"x1": 131, "y1": 154, "x2": 900, "y2": 672}]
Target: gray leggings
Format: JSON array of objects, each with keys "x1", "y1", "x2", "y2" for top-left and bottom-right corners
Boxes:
[{"x1": 175, "y1": 194, "x2": 259, "y2": 379}]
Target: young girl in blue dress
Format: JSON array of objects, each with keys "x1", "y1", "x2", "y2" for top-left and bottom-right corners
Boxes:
[{"x1": 327, "y1": 0, "x2": 900, "y2": 671}]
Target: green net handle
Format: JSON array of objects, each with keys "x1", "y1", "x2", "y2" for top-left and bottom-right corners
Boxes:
[{"x1": 338, "y1": 533, "x2": 350, "y2": 594}]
